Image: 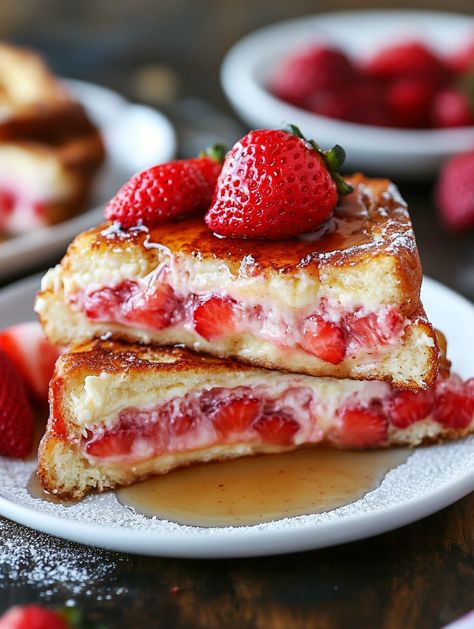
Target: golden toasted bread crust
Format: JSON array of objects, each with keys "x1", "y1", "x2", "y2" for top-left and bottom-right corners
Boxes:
[
  {"x1": 56, "y1": 339, "x2": 257, "y2": 378},
  {"x1": 36, "y1": 175, "x2": 438, "y2": 386},
  {"x1": 64, "y1": 174, "x2": 421, "y2": 312}
]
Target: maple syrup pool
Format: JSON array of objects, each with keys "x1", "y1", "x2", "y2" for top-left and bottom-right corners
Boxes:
[{"x1": 116, "y1": 447, "x2": 409, "y2": 527}]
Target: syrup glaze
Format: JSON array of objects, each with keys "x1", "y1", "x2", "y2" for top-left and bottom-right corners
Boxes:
[
  {"x1": 82, "y1": 175, "x2": 418, "y2": 280},
  {"x1": 117, "y1": 447, "x2": 409, "y2": 527}
]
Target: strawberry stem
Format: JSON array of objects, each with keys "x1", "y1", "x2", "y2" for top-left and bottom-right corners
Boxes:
[
  {"x1": 200, "y1": 144, "x2": 227, "y2": 164},
  {"x1": 283, "y1": 124, "x2": 353, "y2": 196}
]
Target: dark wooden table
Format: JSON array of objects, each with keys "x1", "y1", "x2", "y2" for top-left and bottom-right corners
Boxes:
[{"x1": 0, "y1": 2, "x2": 473, "y2": 628}]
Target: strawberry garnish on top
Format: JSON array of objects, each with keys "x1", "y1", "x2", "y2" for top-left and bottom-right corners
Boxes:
[
  {"x1": 105, "y1": 145, "x2": 226, "y2": 229},
  {"x1": 205, "y1": 125, "x2": 352, "y2": 240},
  {"x1": 0, "y1": 351, "x2": 34, "y2": 458}
]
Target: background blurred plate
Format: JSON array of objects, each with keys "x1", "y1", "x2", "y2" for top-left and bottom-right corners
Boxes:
[
  {"x1": 221, "y1": 10, "x2": 474, "y2": 179},
  {"x1": 0, "y1": 78, "x2": 176, "y2": 281},
  {"x1": 0, "y1": 274, "x2": 473, "y2": 558}
]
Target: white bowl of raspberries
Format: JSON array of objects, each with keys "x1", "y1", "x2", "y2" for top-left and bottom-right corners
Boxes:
[{"x1": 221, "y1": 10, "x2": 474, "y2": 179}]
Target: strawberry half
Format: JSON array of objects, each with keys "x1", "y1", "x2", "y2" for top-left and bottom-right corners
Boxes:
[
  {"x1": 105, "y1": 145, "x2": 226, "y2": 229},
  {"x1": 205, "y1": 126, "x2": 352, "y2": 240},
  {"x1": 301, "y1": 315, "x2": 346, "y2": 364},
  {"x1": 0, "y1": 321, "x2": 60, "y2": 402},
  {"x1": 193, "y1": 296, "x2": 236, "y2": 341},
  {"x1": 0, "y1": 351, "x2": 34, "y2": 458},
  {"x1": 335, "y1": 406, "x2": 388, "y2": 448},
  {"x1": 213, "y1": 398, "x2": 261, "y2": 437},
  {"x1": 253, "y1": 414, "x2": 300, "y2": 445}
]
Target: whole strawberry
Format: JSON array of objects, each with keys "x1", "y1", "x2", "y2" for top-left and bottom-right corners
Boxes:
[
  {"x1": 205, "y1": 126, "x2": 351, "y2": 239},
  {"x1": 0, "y1": 351, "x2": 34, "y2": 458},
  {"x1": 271, "y1": 44, "x2": 356, "y2": 107},
  {"x1": 0, "y1": 604, "x2": 105, "y2": 629},
  {"x1": 0, "y1": 322, "x2": 61, "y2": 402},
  {"x1": 105, "y1": 145, "x2": 226, "y2": 229},
  {"x1": 0, "y1": 605, "x2": 68, "y2": 629},
  {"x1": 436, "y1": 150, "x2": 474, "y2": 232},
  {"x1": 364, "y1": 40, "x2": 449, "y2": 88},
  {"x1": 431, "y1": 87, "x2": 474, "y2": 128}
]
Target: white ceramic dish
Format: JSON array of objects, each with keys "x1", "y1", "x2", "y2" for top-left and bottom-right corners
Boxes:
[
  {"x1": 0, "y1": 274, "x2": 473, "y2": 558},
  {"x1": 221, "y1": 10, "x2": 474, "y2": 178},
  {"x1": 0, "y1": 79, "x2": 176, "y2": 280}
]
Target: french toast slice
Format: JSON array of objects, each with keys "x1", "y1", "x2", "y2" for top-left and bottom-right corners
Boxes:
[
  {"x1": 38, "y1": 339, "x2": 473, "y2": 500},
  {"x1": 36, "y1": 175, "x2": 438, "y2": 388},
  {"x1": 0, "y1": 43, "x2": 105, "y2": 234}
]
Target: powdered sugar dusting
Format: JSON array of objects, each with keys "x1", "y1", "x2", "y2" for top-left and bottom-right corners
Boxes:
[
  {"x1": 0, "y1": 516, "x2": 127, "y2": 598},
  {"x1": 0, "y1": 437, "x2": 473, "y2": 556}
]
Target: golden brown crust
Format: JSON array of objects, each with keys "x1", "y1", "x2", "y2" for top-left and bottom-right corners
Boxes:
[
  {"x1": 73, "y1": 175, "x2": 421, "y2": 314},
  {"x1": 57, "y1": 339, "x2": 255, "y2": 378}
]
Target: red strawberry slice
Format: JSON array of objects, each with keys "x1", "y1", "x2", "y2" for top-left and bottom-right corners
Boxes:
[
  {"x1": 85, "y1": 430, "x2": 136, "y2": 458},
  {"x1": 0, "y1": 604, "x2": 68, "y2": 629},
  {"x1": 0, "y1": 321, "x2": 61, "y2": 402},
  {"x1": 387, "y1": 388, "x2": 434, "y2": 429},
  {"x1": 433, "y1": 381, "x2": 474, "y2": 429},
  {"x1": 213, "y1": 398, "x2": 261, "y2": 437},
  {"x1": 345, "y1": 308, "x2": 401, "y2": 350},
  {"x1": 335, "y1": 406, "x2": 388, "y2": 448},
  {"x1": 253, "y1": 414, "x2": 299, "y2": 445},
  {"x1": 171, "y1": 413, "x2": 195, "y2": 437},
  {"x1": 0, "y1": 351, "x2": 34, "y2": 458},
  {"x1": 83, "y1": 280, "x2": 137, "y2": 321},
  {"x1": 301, "y1": 315, "x2": 346, "y2": 364},
  {"x1": 124, "y1": 283, "x2": 177, "y2": 330},
  {"x1": 193, "y1": 296, "x2": 236, "y2": 341}
]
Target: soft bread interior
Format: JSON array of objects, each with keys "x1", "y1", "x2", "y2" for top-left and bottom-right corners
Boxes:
[{"x1": 37, "y1": 285, "x2": 438, "y2": 389}]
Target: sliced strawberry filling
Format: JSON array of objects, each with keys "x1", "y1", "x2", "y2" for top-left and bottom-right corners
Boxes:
[
  {"x1": 83, "y1": 386, "x2": 312, "y2": 461},
  {"x1": 74, "y1": 280, "x2": 406, "y2": 364},
  {"x1": 80, "y1": 375, "x2": 474, "y2": 462}
]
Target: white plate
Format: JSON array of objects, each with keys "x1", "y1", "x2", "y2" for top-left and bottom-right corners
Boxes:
[
  {"x1": 0, "y1": 274, "x2": 473, "y2": 557},
  {"x1": 221, "y1": 10, "x2": 474, "y2": 178},
  {"x1": 0, "y1": 79, "x2": 176, "y2": 280}
]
